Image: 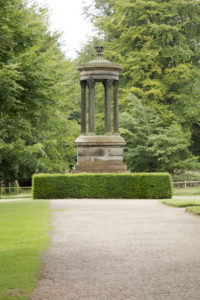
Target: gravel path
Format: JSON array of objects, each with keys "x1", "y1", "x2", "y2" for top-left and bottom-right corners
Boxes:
[{"x1": 30, "y1": 199, "x2": 200, "y2": 300}]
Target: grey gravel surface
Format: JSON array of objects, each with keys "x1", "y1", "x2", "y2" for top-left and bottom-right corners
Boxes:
[{"x1": 30, "y1": 199, "x2": 200, "y2": 300}]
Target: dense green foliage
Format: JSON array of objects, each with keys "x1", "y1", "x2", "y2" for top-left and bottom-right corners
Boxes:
[
  {"x1": 87, "y1": 0, "x2": 200, "y2": 109},
  {"x1": 84, "y1": 0, "x2": 200, "y2": 172},
  {"x1": 0, "y1": 0, "x2": 79, "y2": 184},
  {"x1": 32, "y1": 173, "x2": 172, "y2": 199},
  {"x1": 1, "y1": 0, "x2": 200, "y2": 183},
  {"x1": 120, "y1": 94, "x2": 197, "y2": 173},
  {"x1": 172, "y1": 171, "x2": 200, "y2": 182},
  {"x1": 0, "y1": 200, "x2": 50, "y2": 299}
]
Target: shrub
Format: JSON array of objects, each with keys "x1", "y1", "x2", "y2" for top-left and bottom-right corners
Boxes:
[
  {"x1": 172, "y1": 171, "x2": 200, "y2": 182},
  {"x1": 32, "y1": 173, "x2": 172, "y2": 199}
]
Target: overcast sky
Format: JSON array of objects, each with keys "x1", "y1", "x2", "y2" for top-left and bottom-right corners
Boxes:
[{"x1": 34, "y1": 0, "x2": 95, "y2": 58}]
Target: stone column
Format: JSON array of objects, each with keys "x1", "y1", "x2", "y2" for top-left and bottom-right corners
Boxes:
[
  {"x1": 88, "y1": 79, "x2": 96, "y2": 134},
  {"x1": 105, "y1": 79, "x2": 112, "y2": 134},
  {"x1": 113, "y1": 80, "x2": 119, "y2": 133},
  {"x1": 80, "y1": 80, "x2": 86, "y2": 134},
  {"x1": 103, "y1": 81, "x2": 107, "y2": 132}
]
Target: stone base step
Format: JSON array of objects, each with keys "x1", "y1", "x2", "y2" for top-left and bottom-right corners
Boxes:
[
  {"x1": 72, "y1": 163, "x2": 129, "y2": 173},
  {"x1": 76, "y1": 164, "x2": 127, "y2": 170},
  {"x1": 72, "y1": 169, "x2": 130, "y2": 173}
]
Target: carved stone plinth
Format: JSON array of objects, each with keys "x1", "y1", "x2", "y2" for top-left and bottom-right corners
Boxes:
[{"x1": 72, "y1": 135, "x2": 129, "y2": 173}]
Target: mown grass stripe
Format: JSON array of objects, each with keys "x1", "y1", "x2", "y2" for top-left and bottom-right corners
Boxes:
[{"x1": 0, "y1": 200, "x2": 50, "y2": 300}]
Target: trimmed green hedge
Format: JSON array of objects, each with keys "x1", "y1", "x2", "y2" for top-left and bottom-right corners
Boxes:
[{"x1": 32, "y1": 173, "x2": 172, "y2": 199}]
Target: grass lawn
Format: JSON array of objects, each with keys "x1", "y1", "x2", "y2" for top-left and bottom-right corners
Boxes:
[
  {"x1": 186, "y1": 206, "x2": 200, "y2": 215},
  {"x1": 160, "y1": 198, "x2": 200, "y2": 207},
  {"x1": 0, "y1": 200, "x2": 50, "y2": 300},
  {"x1": 173, "y1": 187, "x2": 200, "y2": 196},
  {"x1": 160, "y1": 197, "x2": 200, "y2": 216},
  {"x1": 1, "y1": 192, "x2": 32, "y2": 200}
]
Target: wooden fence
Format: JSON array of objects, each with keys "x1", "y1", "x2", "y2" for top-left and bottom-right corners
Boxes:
[
  {"x1": 0, "y1": 186, "x2": 31, "y2": 198},
  {"x1": 173, "y1": 181, "x2": 200, "y2": 188}
]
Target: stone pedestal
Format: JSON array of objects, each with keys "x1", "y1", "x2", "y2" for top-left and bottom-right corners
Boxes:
[{"x1": 72, "y1": 135, "x2": 129, "y2": 173}]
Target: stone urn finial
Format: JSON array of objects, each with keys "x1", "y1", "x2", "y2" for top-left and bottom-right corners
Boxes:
[{"x1": 95, "y1": 46, "x2": 104, "y2": 56}]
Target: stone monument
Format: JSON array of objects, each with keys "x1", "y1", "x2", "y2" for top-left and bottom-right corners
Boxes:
[{"x1": 73, "y1": 46, "x2": 128, "y2": 173}]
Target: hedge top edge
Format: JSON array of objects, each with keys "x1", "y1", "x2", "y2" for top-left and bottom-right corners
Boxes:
[{"x1": 33, "y1": 172, "x2": 171, "y2": 177}]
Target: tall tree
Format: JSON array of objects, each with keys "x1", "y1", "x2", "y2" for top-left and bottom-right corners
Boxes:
[
  {"x1": 84, "y1": 0, "x2": 200, "y2": 172},
  {"x1": 0, "y1": 0, "x2": 79, "y2": 183},
  {"x1": 87, "y1": 0, "x2": 200, "y2": 120}
]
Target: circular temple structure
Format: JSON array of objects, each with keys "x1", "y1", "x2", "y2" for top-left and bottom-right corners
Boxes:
[{"x1": 73, "y1": 47, "x2": 129, "y2": 173}]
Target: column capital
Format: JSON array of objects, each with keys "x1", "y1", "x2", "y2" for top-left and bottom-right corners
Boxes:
[
  {"x1": 113, "y1": 80, "x2": 119, "y2": 90},
  {"x1": 105, "y1": 79, "x2": 113, "y2": 87},
  {"x1": 80, "y1": 80, "x2": 87, "y2": 88},
  {"x1": 87, "y1": 79, "x2": 96, "y2": 88}
]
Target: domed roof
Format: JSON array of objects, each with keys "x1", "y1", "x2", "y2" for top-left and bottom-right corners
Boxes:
[{"x1": 77, "y1": 47, "x2": 122, "y2": 72}]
